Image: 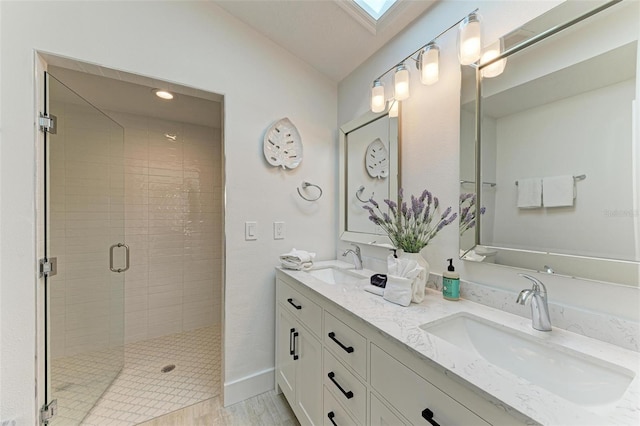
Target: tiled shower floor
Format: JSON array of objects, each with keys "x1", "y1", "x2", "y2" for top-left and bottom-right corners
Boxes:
[{"x1": 51, "y1": 326, "x2": 220, "y2": 425}]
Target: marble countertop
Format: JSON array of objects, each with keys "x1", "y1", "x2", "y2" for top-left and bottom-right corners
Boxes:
[{"x1": 277, "y1": 260, "x2": 640, "y2": 426}]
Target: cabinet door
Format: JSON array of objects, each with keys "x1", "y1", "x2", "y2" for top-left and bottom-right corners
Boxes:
[
  {"x1": 296, "y1": 326, "x2": 323, "y2": 426},
  {"x1": 277, "y1": 307, "x2": 297, "y2": 404},
  {"x1": 370, "y1": 393, "x2": 408, "y2": 426}
]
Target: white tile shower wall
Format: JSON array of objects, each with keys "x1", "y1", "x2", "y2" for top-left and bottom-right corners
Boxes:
[{"x1": 108, "y1": 111, "x2": 223, "y2": 344}]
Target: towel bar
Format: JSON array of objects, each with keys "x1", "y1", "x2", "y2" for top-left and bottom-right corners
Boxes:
[
  {"x1": 515, "y1": 174, "x2": 586, "y2": 186},
  {"x1": 460, "y1": 180, "x2": 496, "y2": 187}
]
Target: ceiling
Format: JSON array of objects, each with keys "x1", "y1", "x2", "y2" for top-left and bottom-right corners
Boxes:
[{"x1": 213, "y1": 0, "x2": 438, "y2": 82}]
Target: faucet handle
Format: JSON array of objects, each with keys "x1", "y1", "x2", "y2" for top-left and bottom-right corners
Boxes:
[
  {"x1": 350, "y1": 243, "x2": 361, "y2": 255},
  {"x1": 518, "y1": 273, "x2": 547, "y2": 295}
]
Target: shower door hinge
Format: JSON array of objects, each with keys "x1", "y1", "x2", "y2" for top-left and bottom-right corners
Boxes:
[
  {"x1": 40, "y1": 399, "x2": 57, "y2": 425},
  {"x1": 38, "y1": 113, "x2": 57, "y2": 134},
  {"x1": 39, "y1": 257, "x2": 57, "y2": 278}
]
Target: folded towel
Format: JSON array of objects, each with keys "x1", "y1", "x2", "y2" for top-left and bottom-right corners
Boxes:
[
  {"x1": 543, "y1": 175, "x2": 575, "y2": 207},
  {"x1": 280, "y1": 248, "x2": 316, "y2": 270},
  {"x1": 383, "y1": 275, "x2": 413, "y2": 307},
  {"x1": 388, "y1": 254, "x2": 426, "y2": 303},
  {"x1": 364, "y1": 284, "x2": 384, "y2": 296},
  {"x1": 517, "y1": 178, "x2": 542, "y2": 208}
]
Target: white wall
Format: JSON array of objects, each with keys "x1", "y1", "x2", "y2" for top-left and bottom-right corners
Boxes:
[
  {"x1": 0, "y1": 1, "x2": 337, "y2": 422},
  {"x1": 338, "y1": 0, "x2": 640, "y2": 325}
]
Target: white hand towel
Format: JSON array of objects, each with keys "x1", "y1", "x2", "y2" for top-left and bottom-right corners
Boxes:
[
  {"x1": 387, "y1": 254, "x2": 425, "y2": 303},
  {"x1": 543, "y1": 175, "x2": 575, "y2": 207},
  {"x1": 279, "y1": 248, "x2": 316, "y2": 270},
  {"x1": 517, "y1": 178, "x2": 542, "y2": 208},
  {"x1": 364, "y1": 284, "x2": 384, "y2": 296},
  {"x1": 383, "y1": 275, "x2": 413, "y2": 307}
]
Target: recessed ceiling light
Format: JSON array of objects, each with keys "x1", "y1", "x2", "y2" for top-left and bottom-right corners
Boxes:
[{"x1": 154, "y1": 89, "x2": 174, "y2": 100}]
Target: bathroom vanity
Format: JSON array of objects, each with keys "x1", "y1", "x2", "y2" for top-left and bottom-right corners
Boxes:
[{"x1": 275, "y1": 261, "x2": 640, "y2": 425}]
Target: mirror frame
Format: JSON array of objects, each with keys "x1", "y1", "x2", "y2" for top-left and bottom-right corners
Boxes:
[
  {"x1": 339, "y1": 104, "x2": 400, "y2": 246},
  {"x1": 461, "y1": 0, "x2": 640, "y2": 286}
]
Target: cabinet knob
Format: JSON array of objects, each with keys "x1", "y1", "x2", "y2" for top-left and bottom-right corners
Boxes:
[{"x1": 421, "y1": 408, "x2": 441, "y2": 426}]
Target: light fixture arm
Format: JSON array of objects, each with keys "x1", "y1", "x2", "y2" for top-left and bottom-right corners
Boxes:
[{"x1": 373, "y1": 8, "x2": 479, "y2": 82}]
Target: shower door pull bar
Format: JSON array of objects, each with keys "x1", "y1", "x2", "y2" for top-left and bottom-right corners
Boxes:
[{"x1": 109, "y1": 243, "x2": 130, "y2": 273}]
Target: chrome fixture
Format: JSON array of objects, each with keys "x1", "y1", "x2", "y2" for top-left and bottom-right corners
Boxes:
[
  {"x1": 342, "y1": 243, "x2": 363, "y2": 270},
  {"x1": 368, "y1": 9, "x2": 479, "y2": 112},
  {"x1": 297, "y1": 181, "x2": 323, "y2": 202},
  {"x1": 543, "y1": 265, "x2": 554, "y2": 274},
  {"x1": 516, "y1": 274, "x2": 552, "y2": 331}
]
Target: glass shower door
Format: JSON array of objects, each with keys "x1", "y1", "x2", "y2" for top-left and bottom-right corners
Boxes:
[{"x1": 44, "y1": 72, "x2": 126, "y2": 425}]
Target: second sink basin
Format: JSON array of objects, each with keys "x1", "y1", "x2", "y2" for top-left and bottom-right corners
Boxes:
[
  {"x1": 420, "y1": 313, "x2": 635, "y2": 407},
  {"x1": 306, "y1": 267, "x2": 369, "y2": 286}
]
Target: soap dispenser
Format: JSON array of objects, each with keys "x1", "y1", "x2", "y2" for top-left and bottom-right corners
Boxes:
[{"x1": 443, "y1": 258, "x2": 460, "y2": 301}]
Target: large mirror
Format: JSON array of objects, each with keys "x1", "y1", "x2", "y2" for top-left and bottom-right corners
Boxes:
[
  {"x1": 340, "y1": 105, "x2": 399, "y2": 245},
  {"x1": 460, "y1": 0, "x2": 640, "y2": 286}
]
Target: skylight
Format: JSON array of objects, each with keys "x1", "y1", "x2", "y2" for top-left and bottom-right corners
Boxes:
[{"x1": 353, "y1": 0, "x2": 398, "y2": 21}]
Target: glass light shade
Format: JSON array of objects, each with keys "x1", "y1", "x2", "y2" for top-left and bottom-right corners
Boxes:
[
  {"x1": 394, "y1": 64, "x2": 410, "y2": 101},
  {"x1": 371, "y1": 80, "x2": 386, "y2": 113},
  {"x1": 481, "y1": 40, "x2": 507, "y2": 78},
  {"x1": 389, "y1": 100, "x2": 399, "y2": 117},
  {"x1": 420, "y1": 44, "x2": 440, "y2": 85},
  {"x1": 458, "y1": 13, "x2": 482, "y2": 65}
]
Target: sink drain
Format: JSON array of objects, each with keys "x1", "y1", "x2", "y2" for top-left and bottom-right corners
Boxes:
[{"x1": 161, "y1": 364, "x2": 176, "y2": 373}]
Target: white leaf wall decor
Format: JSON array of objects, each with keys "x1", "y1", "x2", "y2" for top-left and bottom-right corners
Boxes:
[
  {"x1": 365, "y1": 138, "x2": 389, "y2": 179},
  {"x1": 263, "y1": 118, "x2": 303, "y2": 170}
]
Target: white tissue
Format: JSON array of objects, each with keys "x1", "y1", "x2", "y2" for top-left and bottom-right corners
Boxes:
[{"x1": 387, "y1": 254, "x2": 426, "y2": 304}]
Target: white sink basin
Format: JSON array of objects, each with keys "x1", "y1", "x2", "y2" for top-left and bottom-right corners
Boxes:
[
  {"x1": 306, "y1": 267, "x2": 369, "y2": 286},
  {"x1": 420, "y1": 313, "x2": 635, "y2": 406}
]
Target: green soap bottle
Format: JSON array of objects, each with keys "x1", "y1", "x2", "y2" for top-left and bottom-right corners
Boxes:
[{"x1": 442, "y1": 258, "x2": 460, "y2": 301}]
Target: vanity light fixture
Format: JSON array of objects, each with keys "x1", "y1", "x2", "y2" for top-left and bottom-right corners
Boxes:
[
  {"x1": 458, "y1": 12, "x2": 482, "y2": 65},
  {"x1": 154, "y1": 89, "x2": 174, "y2": 100},
  {"x1": 480, "y1": 38, "x2": 507, "y2": 78},
  {"x1": 370, "y1": 80, "x2": 386, "y2": 113},
  {"x1": 367, "y1": 9, "x2": 479, "y2": 113},
  {"x1": 393, "y1": 63, "x2": 410, "y2": 101},
  {"x1": 417, "y1": 42, "x2": 440, "y2": 85}
]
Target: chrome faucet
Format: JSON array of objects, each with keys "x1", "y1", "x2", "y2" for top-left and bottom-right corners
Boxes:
[
  {"x1": 342, "y1": 244, "x2": 363, "y2": 270},
  {"x1": 516, "y1": 273, "x2": 552, "y2": 332}
]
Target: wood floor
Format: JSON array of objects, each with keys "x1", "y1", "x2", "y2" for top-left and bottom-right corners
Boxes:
[{"x1": 138, "y1": 390, "x2": 299, "y2": 426}]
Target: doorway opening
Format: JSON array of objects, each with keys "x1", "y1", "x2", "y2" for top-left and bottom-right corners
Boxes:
[{"x1": 39, "y1": 55, "x2": 225, "y2": 425}]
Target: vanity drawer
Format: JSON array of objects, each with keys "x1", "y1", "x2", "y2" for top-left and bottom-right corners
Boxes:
[
  {"x1": 324, "y1": 312, "x2": 367, "y2": 379},
  {"x1": 277, "y1": 279, "x2": 321, "y2": 337},
  {"x1": 324, "y1": 386, "x2": 360, "y2": 426},
  {"x1": 323, "y1": 349, "x2": 366, "y2": 424},
  {"x1": 370, "y1": 392, "x2": 408, "y2": 426},
  {"x1": 370, "y1": 343, "x2": 490, "y2": 426}
]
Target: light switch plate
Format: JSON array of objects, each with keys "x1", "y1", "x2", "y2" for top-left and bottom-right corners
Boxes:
[
  {"x1": 245, "y1": 221, "x2": 257, "y2": 240},
  {"x1": 274, "y1": 221, "x2": 285, "y2": 240}
]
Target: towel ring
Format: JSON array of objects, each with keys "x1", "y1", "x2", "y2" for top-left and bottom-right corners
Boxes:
[
  {"x1": 355, "y1": 185, "x2": 374, "y2": 203},
  {"x1": 297, "y1": 181, "x2": 323, "y2": 202}
]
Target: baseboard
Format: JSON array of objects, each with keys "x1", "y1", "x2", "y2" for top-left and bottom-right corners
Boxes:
[{"x1": 223, "y1": 368, "x2": 275, "y2": 407}]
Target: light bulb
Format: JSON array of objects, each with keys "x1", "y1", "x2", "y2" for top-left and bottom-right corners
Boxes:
[
  {"x1": 370, "y1": 80, "x2": 386, "y2": 113},
  {"x1": 154, "y1": 89, "x2": 174, "y2": 100},
  {"x1": 481, "y1": 39, "x2": 507, "y2": 78},
  {"x1": 394, "y1": 64, "x2": 410, "y2": 101},
  {"x1": 419, "y1": 43, "x2": 439, "y2": 85},
  {"x1": 389, "y1": 100, "x2": 398, "y2": 118},
  {"x1": 458, "y1": 13, "x2": 482, "y2": 65}
]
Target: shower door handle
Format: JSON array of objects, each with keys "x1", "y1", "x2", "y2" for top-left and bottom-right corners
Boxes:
[{"x1": 109, "y1": 243, "x2": 130, "y2": 273}]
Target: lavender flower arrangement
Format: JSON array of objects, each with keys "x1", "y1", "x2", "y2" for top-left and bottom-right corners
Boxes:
[
  {"x1": 363, "y1": 188, "x2": 457, "y2": 253},
  {"x1": 459, "y1": 193, "x2": 486, "y2": 236}
]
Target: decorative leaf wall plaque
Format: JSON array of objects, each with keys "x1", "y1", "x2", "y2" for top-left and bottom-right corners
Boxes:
[
  {"x1": 263, "y1": 118, "x2": 303, "y2": 169},
  {"x1": 365, "y1": 138, "x2": 389, "y2": 178}
]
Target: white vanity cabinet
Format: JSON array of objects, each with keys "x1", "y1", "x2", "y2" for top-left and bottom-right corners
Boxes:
[
  {"x1": 276, "y1": 279, "x2": 323, "y2": 425},
  {"x1": 275, "y1": 272, "x2": 524, "y2": 426}
]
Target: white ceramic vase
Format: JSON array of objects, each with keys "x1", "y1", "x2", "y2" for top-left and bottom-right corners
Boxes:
[{"x1": 398, "y1": 251, "x2": 430, "y2": 303}]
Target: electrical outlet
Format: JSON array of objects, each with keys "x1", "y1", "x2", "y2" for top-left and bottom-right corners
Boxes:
[{"x1": 274, "y1": 221, "x2": 285, "y2": 240}]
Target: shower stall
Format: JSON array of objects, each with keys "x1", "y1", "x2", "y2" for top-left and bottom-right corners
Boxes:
[{"x1": 43, "y1": 67, "x2": 224, "y2": 425}]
